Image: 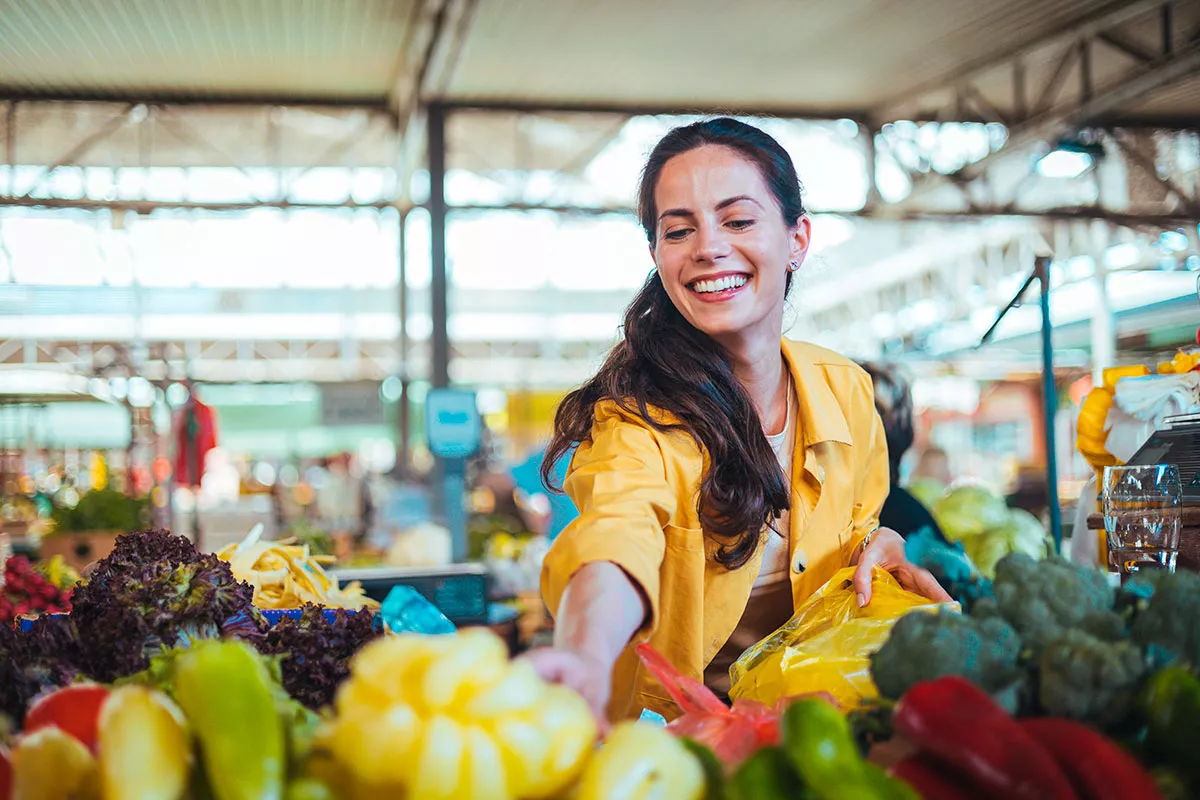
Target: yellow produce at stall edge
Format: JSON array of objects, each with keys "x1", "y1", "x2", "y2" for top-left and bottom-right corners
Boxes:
[
  {"x1": 323, "y1": 628, "x2": 597, "y2": 800},
  {"x1": 573, "y1": 722, "x2": 705, "y2": 800}
]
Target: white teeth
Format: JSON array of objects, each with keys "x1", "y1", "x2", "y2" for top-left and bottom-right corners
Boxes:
[{"x1": 692, "y1": 275, "x2": 748, "y2": 294}]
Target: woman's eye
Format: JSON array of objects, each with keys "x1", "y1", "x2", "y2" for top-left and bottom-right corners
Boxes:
[
  {"x1": 663, "y1": 229, "x2": 690, "y2": 241},
  {"x1": 728, "y1": 219, "x2": 755, "y2": 230}
]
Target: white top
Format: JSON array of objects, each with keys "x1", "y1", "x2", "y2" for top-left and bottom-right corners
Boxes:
[{"x1": 703, "y1": 377, "x2": 799, "y2": 696}]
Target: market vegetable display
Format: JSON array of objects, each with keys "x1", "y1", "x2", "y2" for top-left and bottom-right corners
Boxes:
[
  {"x1": 0, "y1": 556, "x2": 74, "y2": 624},
  {"x1": 70, "y1": 530, "x2": 266, "y2": 681},
  {"x1": 0, "y1": 640, "x2": 317, "y2": 800},
  {"x1": 870, "y1": 552, "x2": 1142, "y2": 723},
  {"x1": 866, "y1": 551, "x2": 1200, "y2": 796},
  {"x1": 0, "y1": 529, "x2": 380, "y2": 727}
]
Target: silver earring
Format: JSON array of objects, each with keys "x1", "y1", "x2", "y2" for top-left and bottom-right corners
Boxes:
[{"x1": 788, "y1": 261, "x2": 799, "y2": 272}]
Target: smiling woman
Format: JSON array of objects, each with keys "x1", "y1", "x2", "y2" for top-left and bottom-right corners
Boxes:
[{"x1": 526, "y1": 119, "x2": 949, "y2": 723}]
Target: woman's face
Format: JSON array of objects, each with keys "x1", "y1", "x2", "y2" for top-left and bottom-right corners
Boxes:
[{"x1": 651, "y1": 145, "x2": 809, "y2": 349}]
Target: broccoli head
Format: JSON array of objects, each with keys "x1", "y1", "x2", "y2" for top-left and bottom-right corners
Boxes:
[
  {"x1": 869, "y1": 609, "x2": 1024, "y2": 712},
  {"x1": 1128, "y1": 569, "x2": 1200, "y2": 669},
  {"x1": 1038, "y1": 628, "x2": 1146, "y2": 728},
  {"x1": 992, "y1": 553, "x2": 1113, "y2": 653}
]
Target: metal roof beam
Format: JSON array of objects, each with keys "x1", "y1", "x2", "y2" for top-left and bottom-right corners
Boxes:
[
  {"x1": 885, "y1": 37, "x2": 1200, "y2": 215},
  {"x1": 437, "y1": 97, "x2": 869, "y2": 122},
  {"x1": 873, "y1": 0, "x2": 1169, "y2": 121}
]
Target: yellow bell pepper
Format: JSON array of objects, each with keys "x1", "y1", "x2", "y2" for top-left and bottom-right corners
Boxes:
[
  {"x1": 574, "y1": 722, "x2": 705, "y2": 800},
  {"x1": 11, "y1": 727, "x2": 99, "y2": 800},
  {"x1": 98, "y1": 686, "x2": 193, "y2": 800},
  {"x1": 324, "y1": 628, "x2": 597, "y2": 800}
]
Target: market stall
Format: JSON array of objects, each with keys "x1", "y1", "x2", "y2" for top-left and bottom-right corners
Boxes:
[{"x1": 2, "y1": 525, "x2": 1197, "y2": 799}]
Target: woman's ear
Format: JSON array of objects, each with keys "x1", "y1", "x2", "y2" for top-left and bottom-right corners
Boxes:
[{"x1": 789, "y1": 216, "x2": 812, "y2": 269}]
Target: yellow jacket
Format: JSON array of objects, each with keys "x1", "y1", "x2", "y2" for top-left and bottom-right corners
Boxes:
[{"x1": 541, "y1": 339, "x2": 889, "y2": 721}]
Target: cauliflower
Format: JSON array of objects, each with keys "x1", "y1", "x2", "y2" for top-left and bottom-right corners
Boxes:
[
  {"x1": 1038, "y1": 629, "x2": 1146, "y2": 728},
  {"x1": 991, "y1": 554, "x2": 1114, "y2": 653},
  {"x1": 869, "y1": 609, "x2": 1024, "y2": 712},
  {"x1": 1128, "y1": 569, "x2": 1200, "y2": 669}
]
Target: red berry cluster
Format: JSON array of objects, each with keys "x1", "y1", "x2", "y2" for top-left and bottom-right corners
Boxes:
[{"x1": 0, "y1": 556, "x2": 73, "y2": 623}]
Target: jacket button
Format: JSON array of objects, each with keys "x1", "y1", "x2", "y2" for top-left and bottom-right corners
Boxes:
[{"x1": 791, "y1": 549, "x2": 807, "y2": 573}]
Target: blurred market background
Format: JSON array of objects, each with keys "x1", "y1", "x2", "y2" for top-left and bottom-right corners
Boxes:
[{"x1": 1, "y1": 0, "x2": 1199, "y2": 641}]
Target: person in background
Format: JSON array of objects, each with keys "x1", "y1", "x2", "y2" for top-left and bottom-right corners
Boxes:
[
  {"x1": 526, "y1": 118, "x2": 950, "y2": 723},
  {"x1": 912, "y1": 446, "x2": 952, "y2": 487},
  {"x1": 858, "y1": 363, "x2": 948, "y2": 543}
]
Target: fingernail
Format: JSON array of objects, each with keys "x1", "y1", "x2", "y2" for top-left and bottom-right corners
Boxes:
[{"x1": 857, "y1": 592, "x2": 866, "y2": 608}]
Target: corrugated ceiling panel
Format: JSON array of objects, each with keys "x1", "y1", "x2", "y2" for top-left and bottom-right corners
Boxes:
[
  {"x1": 446, "y1": 0, "x2": 1121, "y2": 111},
  {"x1": 0, "y1": 0, "x2": 418, "y2": 102}
]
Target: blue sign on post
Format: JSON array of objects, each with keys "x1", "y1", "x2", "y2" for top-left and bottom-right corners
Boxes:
[
  {"x1": 425, "y1": 389, "x2": 480, "y2": 562},
  {"x1": 425, "y1": 388, "x2": 482, "y2": 458}
]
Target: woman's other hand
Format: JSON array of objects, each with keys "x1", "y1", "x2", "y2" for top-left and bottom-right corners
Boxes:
[
  {"x1": 522, "y1": 647, "x2": 613, "y2": 731},
  {"x1": 852, "y1": 526, "x2": 952, "y2": 607}
]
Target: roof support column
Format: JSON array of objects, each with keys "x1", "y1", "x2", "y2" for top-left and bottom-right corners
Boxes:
[
  {"x1": 1089, "y1": 220, "x2": 1116, "y2": 385},
  {"x1": 428, "y1": 102, "x2": 449, "y2": 390}
]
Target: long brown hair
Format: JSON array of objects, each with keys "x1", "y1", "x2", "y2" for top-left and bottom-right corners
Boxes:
[{"x1": 542, "y1": 118, "x2": 806, "y2": 569}]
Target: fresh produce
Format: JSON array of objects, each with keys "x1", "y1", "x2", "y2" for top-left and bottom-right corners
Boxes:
[
  {"x1": 1037, "y1": 629, "x2": 1146, "y2": 728},
  {"x1": 892, "y1": 676, "x2": 1077, "y2": 800},
  {"x1": 725, "y1": 746, "x2": 807, "y2": 800},
  {"x1": 256, "y1": 603, "x2": 380, "y2": 711},
  {"x1": 97, "y1": 685, "x2": 192, "y2": 800},
  {"x1": 70, "y1": 530, "x2": 265, "y2": 682},
  {"x1": 987, "y1": 554, "x2": 1116, "y2": 652},
  {"x1": 906, "y1": 478, "x2": 944, "y2": 511},
  {"x1": 0, "y1": 556, "x2": 73, "y2": 623},
  {"x1": 962, "y1": 508, "x2": 1049, "y2": 578},
  {"x1": 21, "y1": 684, "x2": 109, "y2": 752},
  {"x1": 1140, "y1": 665, "x2": 1200, "y2": 783},
  {"x1": 869, "y1": 609, "x2": 1024, "y2": 712},
  {"x1": 780, "y1": 699, "x2": 884, "y2": 799},
  {"x1": 322, "y1": 628, "x2": 597, "y2": 799},
  {"x1": 0, "y1": 614, "x2": 86, "y2": 726},
  {"x1": 35, "y1": 555, "x2": 80, "y2": 593},
  {"x1": 174, "y1": 640, "x2": 285, "y2": 800},
  {"x1": 1125, "y1": 570, "x2": 1200, "y2": 668},
  {"x1": 1020, "y1": 718, "x2": 1160, "y2": 800},
  {"x1": 218, "y1": 531, "x2": 376, "y2": 611},
  {"x1": 49, "y1": 487, "x2": 147, "y2": 534},
  {"x1": 933, "y1": 485, "x2": 1010, "y2": 541},
  {"x1": 10, "y1": 726, "x2": 98, "y2": 800},
  {"x1": 576, "y1": 721, "x2": 704, "y2": 800},
  {"x1": 931, "y1": 486, "x2": 1050, "y2": 578},
  {"x1": 890, "y1": 754, "x2": 978, "y2": 800}
]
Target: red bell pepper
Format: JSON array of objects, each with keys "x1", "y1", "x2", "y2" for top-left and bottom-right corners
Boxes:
[
  {"x1": 893, "y1": 676, "x2": 1077, "y2": 800},
  {"x1": 1020, "y1": 718, "x2": 1162, "y2": 800},
  {"x1": 0, "y1": 743, "x2": 11, "y2": 800},
  {"x1": 890, "y1": 753, "x2": 978, "y2": 800},
  {"x1": 22, "y1": 684, "x2": 110, "y2": 753}
]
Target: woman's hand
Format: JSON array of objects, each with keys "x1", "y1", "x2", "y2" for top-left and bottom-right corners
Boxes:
[
  {"x1": 851, "y1": 526, "x2": 952, "y2": 607},
  {"x1": 522, "y1": 647, "x2": 614, "y2": 732}
]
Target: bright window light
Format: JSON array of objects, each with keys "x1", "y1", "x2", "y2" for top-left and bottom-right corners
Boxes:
[{"x1": 1036, "y1": 150, "x2": 1092, "y2": 179}]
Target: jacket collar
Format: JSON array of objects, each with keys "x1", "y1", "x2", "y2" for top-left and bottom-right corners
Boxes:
[{"x1": 782, "y1": 339, "x2": 854, "y2": 448}]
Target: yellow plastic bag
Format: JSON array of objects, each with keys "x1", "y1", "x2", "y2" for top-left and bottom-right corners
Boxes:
[{"x1": 728, "y1": 567, "x2": 955, "y2": 709}]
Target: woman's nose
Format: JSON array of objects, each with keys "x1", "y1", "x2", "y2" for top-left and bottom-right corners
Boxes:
[{"x1": 693, "y1": 222, "x2": 731, "y2": 261}]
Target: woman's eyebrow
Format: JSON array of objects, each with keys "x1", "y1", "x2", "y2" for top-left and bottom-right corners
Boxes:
[{"x1": 658, "y1": 195, "x2": 761, "y2": 222}]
